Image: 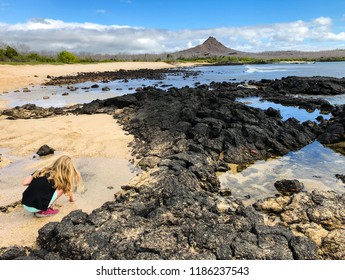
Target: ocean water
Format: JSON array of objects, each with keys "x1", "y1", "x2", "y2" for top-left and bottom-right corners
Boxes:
[{"x1": 3, "y1": 61, "x2": 345, "y2": 108}]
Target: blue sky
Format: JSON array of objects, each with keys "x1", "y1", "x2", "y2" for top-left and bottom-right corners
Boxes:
[{"x1": 1, "y1": 0, "x2": 345, "y2": 54}]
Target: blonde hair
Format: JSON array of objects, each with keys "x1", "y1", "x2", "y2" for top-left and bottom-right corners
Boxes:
[{"x1": 33, "y1": 155, "x2": 83, "y2": 195}]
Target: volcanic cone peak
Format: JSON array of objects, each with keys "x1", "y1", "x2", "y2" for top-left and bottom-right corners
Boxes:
[
  {"x1": 201, "y1": 36, "x2": 232, "y2": 52},
  {"x1": 172, "y1": 36, "x2": 239, "y2": 58}
]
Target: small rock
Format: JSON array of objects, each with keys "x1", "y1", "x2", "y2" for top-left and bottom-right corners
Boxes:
[
  {"x1": 138, "y1": 156, "x2": 159, "y2": 170},
  {"x1": 102, "y1": 86, "x2": 111, "y2": 91},
  {"x1": 219, "y1": 188, "x2": 232, "y2": 197},
  {"x1": 335, "y1": 174, "x2": 345, "y2": 183},
  {"x1": 36, "y1": 145, "x2": 55, "y2": 156},
  {"x1": 67, "y1": 85, "x2": 78, "y2": 91},
  {"x1": 274, "y1": 179, "x2": 304, "y2": 195}
]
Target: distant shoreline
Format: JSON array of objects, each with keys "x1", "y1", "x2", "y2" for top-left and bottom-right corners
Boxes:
[{"x1": 0, "y1": 61, "x2": 183, "y2": 93}]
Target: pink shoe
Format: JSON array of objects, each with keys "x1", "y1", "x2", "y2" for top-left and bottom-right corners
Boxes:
[{"x1": 35, "y1": 207, "x2": 59, "y2": 218}]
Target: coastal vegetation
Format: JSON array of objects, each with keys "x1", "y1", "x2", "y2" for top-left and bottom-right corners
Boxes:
[
  {"x1": 0, "y1": 45, "x2": 56, "y2": 63},
  {"x1": 0, "y1": 45, "x2": 97, "y2": 64},
  {"x1": 1, "y1": 42, "x2": 345, "y2": 65},
  {"x1": 56, "y1": 50, "x2": 79, "y2": 64}
]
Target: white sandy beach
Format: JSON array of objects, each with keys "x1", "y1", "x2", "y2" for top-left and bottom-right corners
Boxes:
[
  {"x1": 0, "y1": 62, "x2": 180, "y2": 248},
  {"x1": 0, "y1": 61, "x2": 176, "y2": 94}
]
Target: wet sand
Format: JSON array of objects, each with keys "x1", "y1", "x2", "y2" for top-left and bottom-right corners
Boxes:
[
  {"x1": 0, "y1": 114, "x2": 139, "y2": 247},
  {"x1": 0, "y1": 156, "x2": 139, "y2": 248}
]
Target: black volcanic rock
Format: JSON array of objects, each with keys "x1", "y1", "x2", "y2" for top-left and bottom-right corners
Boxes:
[
  {"x1": 43, "y1": 68, "x2": 197, "y2": 87},
  {"x1": 263, "y1": 76, "x2": 345, "y2": 96},
  {"x1": 36, "y1": 144, "x2": 55, "y2": 156},
  {"x1": 318, "y1": 104, "x2": 345, "y2": 144},
  {"x1": 274, "y1": 179, "x2": 304, "y2": 195}
]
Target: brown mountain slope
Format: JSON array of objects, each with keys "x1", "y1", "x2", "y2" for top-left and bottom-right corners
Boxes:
[
  {"x1": 171, "y1": 36, "x2": 242, "y2": 58},
  {"x1": 169, "y1": 36, "x2": 345, "y2": 60}
]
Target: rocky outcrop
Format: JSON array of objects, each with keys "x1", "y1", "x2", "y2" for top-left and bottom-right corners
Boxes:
[
  {"x1": 0, "y1": 103, "x2": 71, "y2": 119},
  {"x1": 317, "y1": 105, "x2": 345, "y2": 145},
  {"x1": 254, "y1": 190, "x2": 345, "y2": 259},
  {"x1": 111, "y1": 86, "x2": 321, "y2": 170},
  {"x1": 43, "y1": 68, "x2": 199, "y2": 86},
  {"x1": 259, "y1": 76, "x2": 345, "y2": 96}
]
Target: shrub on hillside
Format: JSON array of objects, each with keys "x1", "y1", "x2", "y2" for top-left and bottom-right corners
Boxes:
[
  {"x1": 57, "y1": 50, "x2": 79, "y2": 63},
  {"x1": 4, "y1": 46, "x2": 19, "y2": 59}
]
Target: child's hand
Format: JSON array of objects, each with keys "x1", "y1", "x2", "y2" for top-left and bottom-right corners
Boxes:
[{"x1": 22, "y1": 175, "x2": 33, "y2": 186}]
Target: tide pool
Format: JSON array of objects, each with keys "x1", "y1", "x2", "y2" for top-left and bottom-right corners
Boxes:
[
  {"x1": 236, "y1": 96, "x2": 331, "y2": 123},
  {"x1": 219, "y1": 141, "x2": 345, "y2": 205}
]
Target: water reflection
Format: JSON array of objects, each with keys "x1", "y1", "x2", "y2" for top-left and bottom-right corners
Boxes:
[
  {"x1": 219, "y1": 141, "x2": 345, "y2": 205},
  {"x1": 292, "y1": 94, "x2": 345, "y2": 106},
  {"x1": 236, "y1": 96, "x2": 331, "y2": 122}
]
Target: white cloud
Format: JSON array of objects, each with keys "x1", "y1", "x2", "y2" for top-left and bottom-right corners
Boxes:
[
  {"x1": 0, "y1": 17, "x2": 344, "y2": 54},
  {"x1": 324, "y1": 32, "x2": 345, "y2": 41},
  {"x1": 313, "y1": 17, "x2": 332, "y2": 26}
]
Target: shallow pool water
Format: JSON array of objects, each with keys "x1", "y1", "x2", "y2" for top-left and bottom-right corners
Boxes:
[
  {"x1": 236, "y1": 96, "x2": 331, "y2": 123},
  {"x1": 219, "y1": 141, "x2": 345, "y2": 205},
  {"x1": 0, "y1": 150, "x2": 140, "y2": 210}
]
